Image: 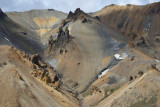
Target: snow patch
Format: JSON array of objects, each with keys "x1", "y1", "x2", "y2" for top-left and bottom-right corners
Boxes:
[
  {"x1": 114, "y1": 54, "x2": 121, "y2": 59},
  {"x1": 155, "y1": 59, "x2": 160, "y2": 63},
  {"x1": 114, "y1": 53, "x2": 128, "y2": 60},
  {"x1": 4, "y1": 37, "x2": 10, "y2": 42},
  {"x1": 48, "y1": 59, "x2": 57, "y2": 68},
  {"x1": 98, "y1": 69, "x2": 109, "y2": 78}
]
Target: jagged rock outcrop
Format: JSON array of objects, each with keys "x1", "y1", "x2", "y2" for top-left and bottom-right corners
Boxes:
[
  {"x1": 89, "y1": 86, "x2": 102, "y2": 95},
  {"x1": 31, "y1": 54, "x2": 41, "y2": 65},
  {"x1": 48, "y1": 8, "x2": 93, "y2": 54},
  {"x1": 0, "y1": 8, "x2": 6, "y2": 18},
  {"x1": 67, "y1": 8, "x2": 85, "y2": 20},
  {"x1": 138, "y1": 70, "x2": 144, "y2": 76},
  {"x1": 59, "y1": 8, "x2": 92, "y2": 29},
  {"x1": 12, "y1": 47, "x2": 60, "y2": 88},
  {"x1": 48, "y1": 26, "x2": 71, "y2": 52},
  {"x1": 0, "y1": 46, "x2": 80, "y2": 107},
  {"x1": 0, "y1": 8, "x2": 4, "y2": 16},
  {"x1": 67, "y1": 8, "x2": 91, "y2": 23},
  {"x1": 134, "y1": 37, "x2": 148, "y2": 48}
]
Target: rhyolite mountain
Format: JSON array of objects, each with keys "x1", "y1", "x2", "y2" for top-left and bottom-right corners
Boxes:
[
  {"x1": 0, "y1": 2, "x2": 160, "y2": 107},
  {"x1": 94, "y1": 2, "x2": 160, "y2": 59}
]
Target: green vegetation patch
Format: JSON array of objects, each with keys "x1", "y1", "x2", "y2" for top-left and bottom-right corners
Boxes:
[{"x1": 130, "y1": 95, "x2": 157, "y2": 107}]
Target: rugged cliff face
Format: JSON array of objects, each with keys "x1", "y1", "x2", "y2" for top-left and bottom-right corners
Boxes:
[
  {"x1": 94, "y1": 2, "x2": 160, "y2": 59},
  {"x1": 0, "y1": 8, "x2": 5, "y2": 17},
  {"x1": 46, "y1": 8, "x2": 122, "y2": 93},
  {"x1": 0, "y1": 45, "x2": 80, "y2": 107}
]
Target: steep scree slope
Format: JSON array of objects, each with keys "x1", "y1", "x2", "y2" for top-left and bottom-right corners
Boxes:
[
  {"x1": 0, "y1": 8, "x2": 41, "y2": 54},
  {"x1": 46, "y1": 8, "x2": 124, "y2": 93}
]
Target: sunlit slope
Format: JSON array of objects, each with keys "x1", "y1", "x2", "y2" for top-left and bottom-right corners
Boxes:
[
  {"x1": 6, "y1": 9, "x2": 67, "y2": 45},
  {"x1": 94, "y1": 2, "x2": 160, "y2": 59}
]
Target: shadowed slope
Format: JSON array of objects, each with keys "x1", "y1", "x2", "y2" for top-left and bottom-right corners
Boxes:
[
  {"x1": 6, "y1": 9, "x2": 67, "y2": 46},
  {"x1": 0, "y1": 8, "x2": 41, "y2": 54}
]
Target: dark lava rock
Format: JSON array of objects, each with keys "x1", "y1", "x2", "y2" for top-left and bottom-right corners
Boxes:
[
  {"x1": 67, "y1": 8, "x2": 87, "y2": 21},
  {"x1": 129, "y1": 76, "x2": 133, "y2": 81},
  {"x1": 0, "y1": 8, "x2": 6, "y2": 17},
  {"x1": 94, "y1": 16, "x2": 101, "y2": 21},
  {"x1": 0, "y1": 8, "x2": 3, "y2": 16},
  {"x1": 48, "y1": 9, "x2": 54, "y2": 11},
  {"x1": 31, "y1": 54, "x2": 41, "y2": 65},
  {"x1": 48, "y1": 26, "x2": 71, "y2": 51},
  {"x1": 82, "y1": 18, "x2": 87, "y2": 23},
  {"x1": 138, "y1": 70, "x2": 144, "y2": 76},
  {"x1": 67, "y1": 11, "x2": 74, "y2": 19},
  {"x1": 135, "y1": 37, "x2": 148, "y2": 48},
  {"x1": 2, "y1": 62, "x2": 7, "y2": 65}
]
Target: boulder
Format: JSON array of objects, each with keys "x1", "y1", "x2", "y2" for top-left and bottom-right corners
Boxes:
[
  {"x1": 31, "y1": 54, "x2": 41, "y2": 65},
  {"x1": 82, "y1": 18, "x2": 87, "y2": 23},
  {"x1": 130, "y1": 56, "x2": 134, "y2": 61},
  {"x1": 151, "y1": 64, "x2": 159, "y2": 71},
  {"x1": 2, "y1": 62, "x2": 7, "y2": 65},
  {"x1": 94, "y1": 16, "x2": 101, "y2": 21},
  {"x1": 138, "y1": 70, "x2": 144, "y2": 76},
  {"x1": 129, "y1": 76, "x2": 133, "y2": 81}
]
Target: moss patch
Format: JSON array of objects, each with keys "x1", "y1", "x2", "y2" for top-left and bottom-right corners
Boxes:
[{"x1": 130, "y1": 95, "x2": 157, "y2": 107}]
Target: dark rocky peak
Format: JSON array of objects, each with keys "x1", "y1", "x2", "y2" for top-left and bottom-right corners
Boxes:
[
  {"x1": 74, "y1": 8, "x2": 84, "y2": 15},
  {"x1": 67, "y1": 8, "x2": 87, "y2": 21},
  {"x1": 109, "y1": 4, "x2": 117, "y2": 7},
  {"x1": 48, "y1": 9, "x2": 55, "y2": 11},
  {"x1": 67, "y1": 11, "x2": 74, "y2": 19},
  {"x1": 0, "y1": 8, "x2": 6, "y2": 17},
  {"x1": 0, "y1": 8, "x2": 3, "y2": 16}
]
